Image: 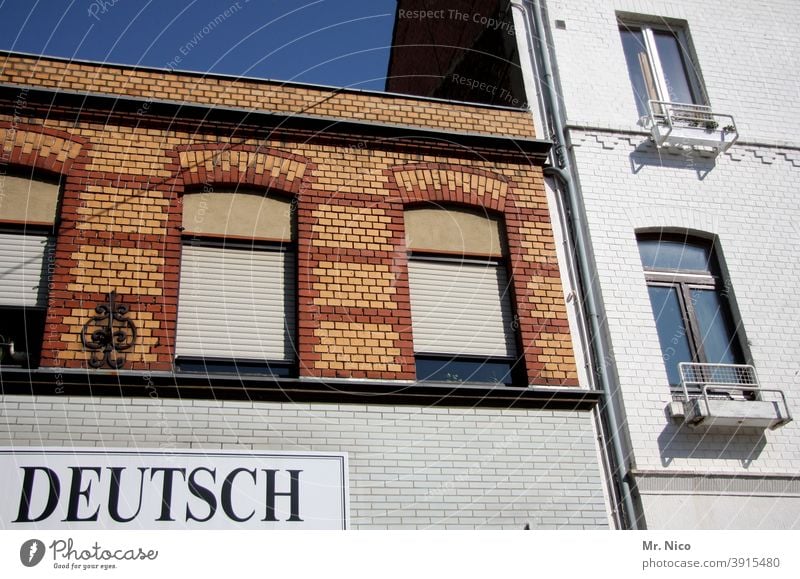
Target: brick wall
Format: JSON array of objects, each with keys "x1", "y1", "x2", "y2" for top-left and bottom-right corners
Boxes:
[
  {"x1": 538, "y1": 0, "x2": 800, "y2": 475},
  {"x1": 0, "y1": 52, "x2": 576, "y2": 384},
  {"x1": 546, "y1": 0, "x2": 800, "y2": 144},
  {"x1": 0, "y1": 51, "x2": 601, "y2": 529},
  {"x1": 0, "y1": 395, "x2": 610, "y2": 529},
  {"x1": 530, "y1": 0, "x2": 800, "y2": 527},
  {"x1": 570, "y1": 134, "x2": 800, "y2": 474},
  {"x1": 0, "y1": 52, "x2": 536, "y2": 138}
]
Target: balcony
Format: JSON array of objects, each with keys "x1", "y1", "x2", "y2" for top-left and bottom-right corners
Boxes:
[
  {"x1": 645, "y1": 101, "x2": 739, "y2": 154},
  {"x1": 668, "y1": 363, "x2": 792, "y2": 430}
]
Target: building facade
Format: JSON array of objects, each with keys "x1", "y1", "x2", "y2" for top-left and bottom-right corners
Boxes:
[
  {"x1": 0, "y1": 51, "x2": 611, "y2": 528},
  {"x1": 510, "y1": 0, "x2": 800, "y2": 528}
]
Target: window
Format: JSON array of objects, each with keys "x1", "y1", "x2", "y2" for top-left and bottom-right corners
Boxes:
[
  {"x1": 175, "y1": 189, "x2": 296, "y2": 376},
  {"x1": 619, "y1": 20, "x2": 704, "y2": 118},
  {"x1": 0, "y1": 172, "x2": 59, "y2": 368},
  {"x1": 404, "y1": 206, "x2": 522, "y2": 385},
  {"x1": 638, "y1": 234, "x2": 745, "y2": 393}
]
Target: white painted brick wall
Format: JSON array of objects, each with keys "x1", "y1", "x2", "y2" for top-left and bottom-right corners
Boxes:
[
  {"x1": 569, "y1": 134, "x2": 800, "y2": 474},
  {"x1": 538, "y1": 0, "x2": 800, "y2": 479},
  {"x1": 0, "y1": 395, "x2": 610, "y2": 529},
  {"x1": 547, "y1": 0, "x2": 800, "y2": 145}
]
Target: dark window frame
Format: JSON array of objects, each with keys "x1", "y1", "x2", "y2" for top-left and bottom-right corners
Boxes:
[
  {"x1": 0, "y1": 169, "x2": 62, "y2": 369},
  {"x1": 175, "y1": 220, "x2": 298, "y2": 378},
  {"x1": 407, "y1": 250, "x2": 526, "y2": 387},
  {"x1": 639, "y1": 233, "x2": 746, "y2": 393}
]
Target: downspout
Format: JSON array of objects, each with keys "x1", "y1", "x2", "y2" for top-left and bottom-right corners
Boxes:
[{"x1": 511, "y1": 0, "x2": 639, "y2": 529}]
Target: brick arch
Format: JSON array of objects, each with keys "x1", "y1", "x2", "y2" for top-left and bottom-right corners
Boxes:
[
  {"x1": 627, "y1": 206, "x2": 721, "y2": 238},
  {"x1": 389, "y1": 163, "x2": 511, "y2": 211},
  {"x1": 0, "y1": 123, "x2": 85, "y2": 175},
  {"x1": 175, "y1": 144, "x2": 309, "y2": 194}
]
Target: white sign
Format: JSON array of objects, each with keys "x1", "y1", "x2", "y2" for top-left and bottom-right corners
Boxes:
[{"x1": 0, "y1": 448, "x2": 349, "y2": 530}]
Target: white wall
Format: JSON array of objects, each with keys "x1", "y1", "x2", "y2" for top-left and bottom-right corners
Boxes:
[
  {"x1": 531, "y1": 0, "x2": 800, "y2": 527},
  {"x1": 640, "y1": 494, "x2": 800, "y2": 530},
  {"x1": 0, "y1": 395, "x2": 610, "y2": 529},
  {"x1": 568, "y1": 134, "x2": 800, "y2": 474},
  {"x1": 546, "y1": 0, "x2": 800, "y2": 145}
]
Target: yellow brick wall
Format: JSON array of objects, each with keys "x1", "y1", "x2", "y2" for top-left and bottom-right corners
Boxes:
[{"x1": 0, "y1": 54, "x2": 576, "y2": 384}]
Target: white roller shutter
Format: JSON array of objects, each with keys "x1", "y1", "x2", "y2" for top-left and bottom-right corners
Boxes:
[
  {"x1": 408, "y1": 259, "x2": 517, "y2": 358},
  {"x1": 0, "y1": 232, "x2": 50, "y2": 307},
  {"x1": 175, "y1": 244, "x2": 295, "y2": 361}
]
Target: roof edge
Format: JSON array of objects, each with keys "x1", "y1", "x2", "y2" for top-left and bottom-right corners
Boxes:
[
  {"x1": 0, "y1": 49, "x2": 531, "y2": 115},
  {"x1": 0, "y1": 83, "x2": 552, "y2": 160}
]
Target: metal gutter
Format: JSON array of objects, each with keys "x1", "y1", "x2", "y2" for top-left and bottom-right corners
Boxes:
[{"x1": 511, "y1": 0, "x2": 639, "y2": 529}]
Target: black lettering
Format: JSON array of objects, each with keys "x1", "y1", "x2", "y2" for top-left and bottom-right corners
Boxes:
[
  {"x1": 186, "y1": 467, "x2": 217, "y2": 522},
  {"x1": 14, "y1": 467, "x2": 60, "y2": 522},
  {"x1": 221, "y1": 468, "x2": 256, "y2": 522},
  {"x1": 107, "y1": 467, "x2": 147, "y2": 523},
  {"x1": 262, "y1": 469, "x2": 303, "y2": 522},
  {"x1": 150, "y1": 468, "x2": 186, "y2": 521},
  {"x1": 64, "y1": 467, "x2": 101, "y2": 522}
]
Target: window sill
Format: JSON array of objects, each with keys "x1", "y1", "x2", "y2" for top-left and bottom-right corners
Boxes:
[{"x1": 0, "y1": 367, "x2": 600, "y2": 411}]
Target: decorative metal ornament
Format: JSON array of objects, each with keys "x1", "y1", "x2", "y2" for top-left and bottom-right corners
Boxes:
[{"x1": 81, "y1": 291, "x2": 137, "y2": 369}]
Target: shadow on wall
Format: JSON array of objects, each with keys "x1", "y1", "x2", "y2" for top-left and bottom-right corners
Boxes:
[
  {"x1": 656, "y1": 421, "x2": 767, "y2": 468},
  {"x1": 629, "y1": 140, "x2": 717, "y2": 180}
]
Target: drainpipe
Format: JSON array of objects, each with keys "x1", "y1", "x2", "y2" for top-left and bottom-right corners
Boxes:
[{"x1": 511, "y1": 0, "x2": 639, "y2": 529}]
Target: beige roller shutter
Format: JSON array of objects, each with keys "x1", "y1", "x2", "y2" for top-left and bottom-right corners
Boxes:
[
  {"x1": 407, "y1": 259, "x2": 516, "y2": 358},
  {"x1": 0, "y1": 232, "x2": 50, "y2": 307},
  {"x1": 176, "y1": 244, "x2": 295, "y2": 361}
]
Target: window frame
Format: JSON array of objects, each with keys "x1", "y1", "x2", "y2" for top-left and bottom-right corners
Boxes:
[
  {"x1": 618, "y1": 20, "x2": 706, "y2": 116},
  {"x1": 405, "y1": 228, "x2": 525, "y2": 386},
  {"x1": 175, "y1": 189, "x2": 298, "y2": 377},
  {"x1": 0, "y1": 170, "x2": 62, "y2": 369},
  {"x1": 638, "y1": 233, "x2": 746, "y2": 393}
]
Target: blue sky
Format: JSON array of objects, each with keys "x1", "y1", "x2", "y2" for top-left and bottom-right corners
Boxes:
[{"x1": 0, "y1": 0, "x2": 398, "y2": 90}]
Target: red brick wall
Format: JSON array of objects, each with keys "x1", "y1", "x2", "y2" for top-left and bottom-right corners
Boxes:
[{"x1": 0, "y1": 53, "x2": 576, "y2": 385}]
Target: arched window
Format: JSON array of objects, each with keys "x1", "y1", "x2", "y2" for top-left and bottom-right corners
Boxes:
[
  {"x1": 404, "y1": 205, "x2": 521, "y2": 385},
  {"x1": 638, "y1": 232, "x2": 745, "y2": 393},
  {"x1": 175, "y1": 189, "x2": 295, "y2": 375},
  {"x1": 0, "y1": 172, "x2": 60, "y2": 367}
]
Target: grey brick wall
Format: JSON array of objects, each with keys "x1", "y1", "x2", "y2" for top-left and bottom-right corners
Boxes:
[{"x1": 0, "y1": 395, "x2": 611, "y2": 529}]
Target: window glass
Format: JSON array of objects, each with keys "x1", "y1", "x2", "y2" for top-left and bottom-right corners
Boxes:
[
  {"x1": 691, "y1": 289, "x2": 742, "y2": 365},
  {"x1": 639, "y1": 235, "x2": 746, "y2": 394},
  {"x1": 415, "y1": 356, "x2": 514, "y2": 385},
  {"x1": 638, "y1": 238, "x2": 711, "y2": 272},
  {"x1": 175, "y1": 357, "x2": 292, "y2": 376},
  {"x1": 620, "y1": 27, "x2": 654, "y2": 118},
  {"x1": 653, "y1": 30, "x2": 697, "y2": 104},
  {"x1": 0, "y1": 307, "x2": 47, "y2": 368},
  {"x1": 647, "y1": 286, "x2": 693, "y2": 386},
  {"x1": 619, "y1": 20, "x2": 705, "y2": 120}
]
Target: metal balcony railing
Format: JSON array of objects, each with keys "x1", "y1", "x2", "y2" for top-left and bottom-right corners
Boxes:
[
  {"x1": 679, "y1": 362, "x2": 758, "y2": 399},
  {"x1": 678, "y1": 362, "x2": 792, "y2": 429},
  {"x1": 646, "y1": 100, "x2": 738, "y2": 153}
]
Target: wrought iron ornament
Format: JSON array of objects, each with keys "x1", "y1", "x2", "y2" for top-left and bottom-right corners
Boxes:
[{"x1": 81, "y1": 291, "x2": 137, "y2": 369}]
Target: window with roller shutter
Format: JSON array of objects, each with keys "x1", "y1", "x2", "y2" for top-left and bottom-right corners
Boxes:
[
  {"x1": 175, "y1": 190, "x2": 296, "y2": 376},
  {"x1": 404, "y1": 205, "x2": 522, "y2": 385},
  {"x1": 0, "y1": 173, "x2": 60, "y2": 368}
]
